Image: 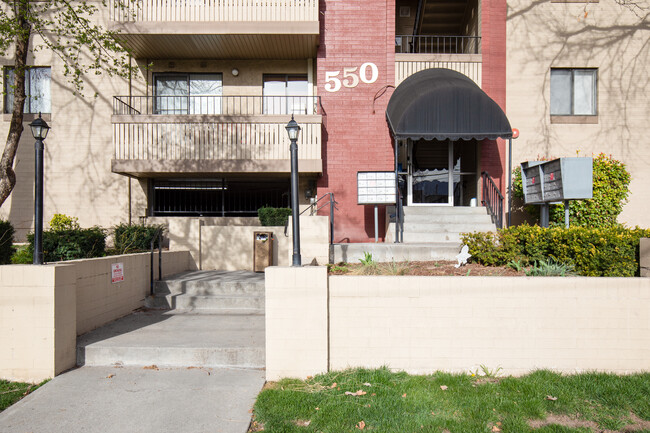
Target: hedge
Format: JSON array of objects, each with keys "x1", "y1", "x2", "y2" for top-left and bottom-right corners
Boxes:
[
  {"x1": 26, "y1": 227, "x2": 106, "y2": 262},
  {"x1": 258, "y1": 207, "x2": 292, "y2": 226},
  {"x1": 461, "y1": 225, "x2": 650, "y2": 277},
  {"x1": 113, "y1": 223, "x2": 164, "y2": 253},
  {"x1": 0, "y1": 219, "x2": 15, "y2": 264}
]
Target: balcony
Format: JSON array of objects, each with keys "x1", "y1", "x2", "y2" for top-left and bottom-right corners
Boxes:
[
  {"x1": 395, "y1": 35, "x2": 482, "y2": 87},
  {"x1": 111, "y1": 95, "x2": 323, "y2": 176},
  {"x1": 108, "y1": 0, "x2": 319, "y2": 59}
]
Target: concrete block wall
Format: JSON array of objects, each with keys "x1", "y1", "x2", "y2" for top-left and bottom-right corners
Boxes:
[
  {"x1": 169, "y1": 216, "x2": 329, "y2": 270},
  {"x1": 265, "y1": 271, "x2": 650, "y2": 380},
  {"x1": 0, "y1": 265, "x2": 76, "y2": 383},
  {"x1": 265, "y1": 266, "x2": 328, "y2": 381},
  {"x1": 0, "y1": 250, "x2": 193, "y2": 382}
]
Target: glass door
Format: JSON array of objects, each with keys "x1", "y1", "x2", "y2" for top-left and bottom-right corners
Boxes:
[{"x1": 408, "y1": 139, "x2": 453, "y2": 205}]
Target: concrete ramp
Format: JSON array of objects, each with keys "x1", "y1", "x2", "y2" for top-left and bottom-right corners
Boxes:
[{"x1": 77, "y1": 270, "x2": 265, "y2": 369}]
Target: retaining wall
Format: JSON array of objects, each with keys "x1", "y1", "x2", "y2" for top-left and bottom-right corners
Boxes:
[
  {"x1": 266, "y1": 267, "x2": 650, "y2": 380},
  {"x1": 0, "y1": 250, "x2": 193, "y2": 382}
]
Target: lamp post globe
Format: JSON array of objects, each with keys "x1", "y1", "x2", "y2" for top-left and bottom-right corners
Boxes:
[
  {"x1": 286, "y1": 115, "x2": 302, "y2": 266},
  {"x1": 29, "y1": 113, "x2": 50, "y2": 265}
]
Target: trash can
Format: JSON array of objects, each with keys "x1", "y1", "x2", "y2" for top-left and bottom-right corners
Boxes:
[{"x1": 253, "y1": 231, "x2": 273, "y2": 272}]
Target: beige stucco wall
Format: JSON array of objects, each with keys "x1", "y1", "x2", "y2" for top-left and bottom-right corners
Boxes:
[
  {"x1": 0, "y1": 250, "x2": 193, "y2": 382},
  {"x1": 506, "y1": 0, "x2": 650, "y2": 227},
  {"x1": 266, "y1": 271, "x2": 650, "y2": 380},
  {"x1": 168, "y1": 214, "x2": 329, "y2": 270}
]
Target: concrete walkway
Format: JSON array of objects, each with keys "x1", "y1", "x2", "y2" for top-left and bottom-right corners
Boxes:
[{"x1": 0, "y1": 366, "x2": 265, "y2": 433}]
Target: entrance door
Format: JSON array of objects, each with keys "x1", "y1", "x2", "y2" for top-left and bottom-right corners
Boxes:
[{"x1": 407, "y1": 140, "x2": 478, "y2": 206}]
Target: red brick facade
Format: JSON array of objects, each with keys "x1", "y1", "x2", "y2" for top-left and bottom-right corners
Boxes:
[{"x1": 317, "y1": 0, "x2": 507, "y2": 242}]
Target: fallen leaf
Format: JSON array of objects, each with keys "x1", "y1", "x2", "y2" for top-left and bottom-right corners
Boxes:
[
  {"x1": 307, "y1": 376, "x2": 313, "y2": 380},
  {"x1": 546, "y1": 395, "x2": 558, "y2": 401},
  {"x1": 330, "y1": 382, "x2": 337, "y2": 388},
  {"x1": 143, "y1": 365, "x2": 159, "y2": 370},
  {"x1": 371, "y1": 393, "x2": 376, "y2": 396},
  {"x1": 491, "y1": 425, "x2": 501, "y2": 432},
  {"x1": 345, "y1": 390, "x2": 367, "y2": 396},
  {"x1": 366, "y1": 404, "x2": 371, "y2": 407},
  {"x1": 440, "y1": 385, "x2": 448, "y2": 390},
  {"x1": 106, "y1": 374, "x2": 114, "y2": 379},
  {"x1": 402, "y1": 393, "x2": 407, "y2": 398},
  {"x1": 363, "y1": 382, "x2": 371, "y2": 387},
  {"x1": 431, "y1": 412, "x2": 435, "y2": 416},
  {"x1": 357, "y1": 420, "x2": 366, "y2": 430},
  {"x1": 315, "y1": 407, "x2": 320, "y2": 411},
  {"x1": 584, "y1": 10, "x2": 588, "y2": 18}
]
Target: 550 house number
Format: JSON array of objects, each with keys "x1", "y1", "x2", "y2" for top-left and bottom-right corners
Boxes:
[{"x1": 324, "y1": 62, "x2": 379, "y2": 92}]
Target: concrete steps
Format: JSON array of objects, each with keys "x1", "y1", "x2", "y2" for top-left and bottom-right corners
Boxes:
[
  {"x1": 331, "y1": 242, "x2": 463, "y2": 263},
  {"x1": 145, "y1": 270, "x2": 265, "y2": 313},
  {"x1": 77, "y1": 310, "x2": 265, "y2": 369}
]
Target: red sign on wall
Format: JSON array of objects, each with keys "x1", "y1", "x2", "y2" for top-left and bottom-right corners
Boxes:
[{"x1": 111, "y1": 263, "x2": 124, "y2": 283}]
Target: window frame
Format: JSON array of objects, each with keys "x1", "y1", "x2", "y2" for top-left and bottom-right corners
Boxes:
[
  {"x1": 550, "y1": 68, "x2": 598, "y2": 120},
  {"x1": 3, "y1": 66, "x2": 52, "y2": 115},
  {"x1": 152, "y1": 72, "x2": 223, "y2": 115},
  {"x1": 262, "y1": 74, "x2": 310, "y2": 115}
]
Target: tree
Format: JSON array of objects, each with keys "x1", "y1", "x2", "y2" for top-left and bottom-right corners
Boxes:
[{"x1": 0, "y1": 0, "x2": 137, "y2": 208}]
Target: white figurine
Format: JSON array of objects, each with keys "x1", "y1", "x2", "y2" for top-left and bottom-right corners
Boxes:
[{"x1": 455, "y1": 245, "x2": 471, "y2": 268}]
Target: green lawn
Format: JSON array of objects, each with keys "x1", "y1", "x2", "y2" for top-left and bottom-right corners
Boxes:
[
  {"x1": 0, "y1": 379, "x2": 47, "y2": 412},
  {"x1": 252, "y1": 368, "x2": 650, "y2": 433}
]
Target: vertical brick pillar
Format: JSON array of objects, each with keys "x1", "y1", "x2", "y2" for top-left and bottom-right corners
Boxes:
[
  {"x1": 480, "y1": 0, "x2": 508, "y2": 193},
  {"x1": 317, "y1": 0, "x2": 396, "y2": 243}
]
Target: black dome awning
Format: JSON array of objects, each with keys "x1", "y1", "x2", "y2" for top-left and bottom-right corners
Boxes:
[{"x1": 386, "y1": 68, "x2": 513, "y2": 141}]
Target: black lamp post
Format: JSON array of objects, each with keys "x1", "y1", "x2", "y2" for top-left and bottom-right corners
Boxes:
[
  {"x1": 286, "y1": 115, "x2": 301, "y2": 267},
  {"x1": 29, "y1": 113, "x2": 50, "y2": 265}
]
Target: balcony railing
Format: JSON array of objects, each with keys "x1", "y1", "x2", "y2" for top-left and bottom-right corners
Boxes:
[
  {"x1": 112, "y1": 96, "x2": 322, "y2": 164},
  {"x1": 395, "y1": 35, "x2": 481, "y2": 54},
  {"x1": 113, "y1": 95, "x2": 322, "y2": 116},
  {"x1": 110, "y1": 0, "x2": 319, "y2": 22}
]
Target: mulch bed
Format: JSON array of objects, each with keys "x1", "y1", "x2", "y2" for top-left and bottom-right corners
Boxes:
[{"x1": 329, "y1": 261, "x2": 525, "y2": 276}]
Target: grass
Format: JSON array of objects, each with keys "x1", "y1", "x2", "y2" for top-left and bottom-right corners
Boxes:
[
  {"x1": 252, "y1": 368, "x2": 650, "y2": 433},
  {"x1": 0, "y1": 379, "x2": 48, "y2": 412}
]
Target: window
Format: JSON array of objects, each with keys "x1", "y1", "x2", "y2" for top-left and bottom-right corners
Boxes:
[
  {"x1": 154, "y1": 73, "x2": 222, "y2": 114},
  {"x1": 263, "y1": 75, "x2": 309, "y2": 115},
  {"x1": 150, "y1": 178, "x2": 289, "y2": 217},
  {"x1": 4, "y1": 67, "x2": 51, "y2": 114},
  {"x1": 550, "y1": 68, "x2": 597, "y2": 116}
]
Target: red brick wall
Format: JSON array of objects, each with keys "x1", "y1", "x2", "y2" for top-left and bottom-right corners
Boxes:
[
  {"x1": 480, "y1": 0, "x2": 508, "y2": 193},
  {"x1": 316, "y1": 0, "x2": 396, "y2": 243}
]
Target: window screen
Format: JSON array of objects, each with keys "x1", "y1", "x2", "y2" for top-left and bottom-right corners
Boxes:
[
  {"x1": 4, "y1": 67, "x2": 51, "y2": 114},
  {"x1": 550, "y1": 68, "x2": 597, "y2": 116}
]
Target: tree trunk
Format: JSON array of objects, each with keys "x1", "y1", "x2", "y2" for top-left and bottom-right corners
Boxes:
[{"x1": 0, "y1": 0, "x2": 31, "y2": 209}]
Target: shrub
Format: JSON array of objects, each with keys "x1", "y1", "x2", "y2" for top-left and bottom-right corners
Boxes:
[
  {"x1": 113, "y1": 223, "x2": 164, "y2": 254},
  {"x1": 512, "y1": 153, "x2": 631, "y2": 228},
  {"x1": 0, "y1": 219, "x2": 15, "y2": 264},
  {"x1": 49, "y1": 213, "x2": 80, "y2": 231},
  {"x1": 258, "y1": 207, "x2": 292, "y2": 226},
  {"x1": 11, "y1": 245, "x2": 32, "y2": 264},
  {"x1": 462, "y1": 225, "x2": 650, "y2": 277},
  {"x1": 26, "y1": 226, "x2": 106, "y2": 262}
]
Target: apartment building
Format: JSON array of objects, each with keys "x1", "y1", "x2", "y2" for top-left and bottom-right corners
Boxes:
[{"x1": 0, "y1": 0, "x2": 647, "y2": 244}]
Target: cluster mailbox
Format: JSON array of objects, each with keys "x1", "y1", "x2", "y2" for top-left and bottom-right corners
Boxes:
[
  {"x1": 521, "y1": 157, "x2": 593, "y2": 204},
  {"x1": 520, "y1": 157, "x2": 593, "y2": 227}
]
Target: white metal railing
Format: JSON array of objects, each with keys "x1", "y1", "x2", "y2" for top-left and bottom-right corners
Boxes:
[
  {"x1": 395, "y1": 58, "x2": 482, "y2": 87},
  {"x1": 113, "y1": 120, "x2": 322, "y2": 161},
  {"x1": 110, "y1": 0, "x2": 319, "y2": 22}
]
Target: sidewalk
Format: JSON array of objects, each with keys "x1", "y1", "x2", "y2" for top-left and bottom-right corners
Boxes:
[{"x1": 0, "y1": 365, "x2": 265, "y2": 433}]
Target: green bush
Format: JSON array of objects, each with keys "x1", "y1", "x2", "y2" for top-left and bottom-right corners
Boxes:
[
  {"x1": 49, "y1": 213, "x2": 80, "y2": 231},
  {"x1": 258, "y1": 207, "x2": 292, "y2": 226},
  {"x1": 11, "y1": 245, "x2": 32, "y2": 264},
  {"x1": 0, "y1": 219, "x2": 15, "y2": 264},
  {"x1": 462, "y1": 225, "x2": 650, "y2": 277},
  {"x1": 512, "y1": 153, "x2": 631, "y2": 228},
  {"x1": 113, "y1": 223, "x2": 164, "y2": 254},
  {"x1": 26, "y1": 227, "x2": 106, "y2": 262}
]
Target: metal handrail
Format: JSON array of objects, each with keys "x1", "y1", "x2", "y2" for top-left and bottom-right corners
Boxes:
[
  {"x1": 395, "y1": 35, "x2": 481, "y2": 54},
  {"x1": 149, "y1": 227, "x2": 163, "y2": 297},
  {"x1": 299, "y1": 192, "x2": 338, "y2": 244},
  {"x1": 481, "y1": 171, "x2": 504, "y2": 229},
  {"x1": 113, "y1": 95, "x2": 322, "y2": 116}
]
